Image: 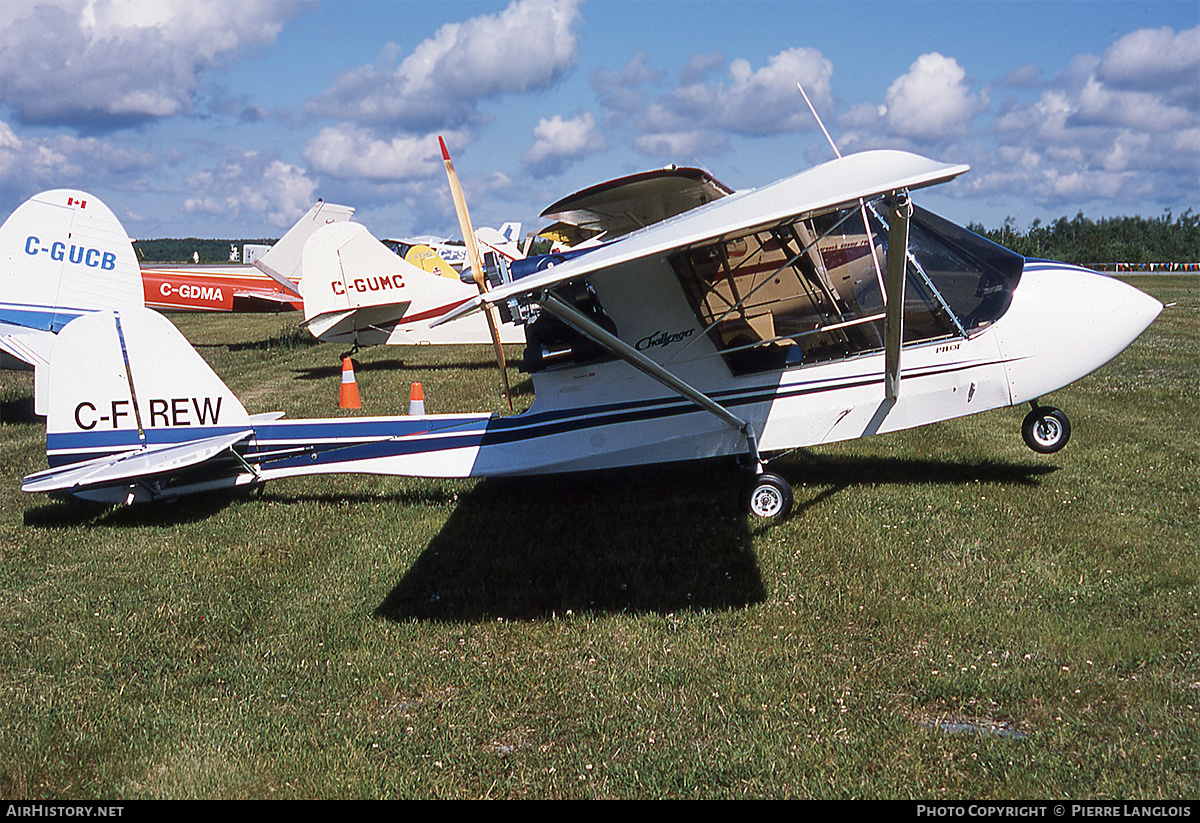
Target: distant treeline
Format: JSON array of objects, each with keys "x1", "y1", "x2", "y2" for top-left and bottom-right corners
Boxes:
[
  {"x1": 134, "y1": 209, "x2": 1200, "y2": 268},
  {"x1": 133, "y1": 238, "x2": 278, "y2": 265},
  {"x1": 968, "y1": 210, "x2": 1200, "y2": 268}
]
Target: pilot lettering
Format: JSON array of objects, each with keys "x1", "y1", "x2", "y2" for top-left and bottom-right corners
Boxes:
[
  {"x1": 72, "y1": 401, "x2": 130, "y2": 430},
  {"x1": 78, "y1": 398, "x2": 222, "y2": 429},
  {"x1": 158, "y1": 283, "x2": 224, "y2": 302},
  {"x1": 24, "y1": 236, "x2": 117, "y2": 270},
  {"x1": 330, "y1": 274, "x2": 404, "y2": 296}
]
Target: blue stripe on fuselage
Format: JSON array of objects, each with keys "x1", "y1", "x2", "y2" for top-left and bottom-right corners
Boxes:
[{"x1": 44, "y1": 357, "x2": 1007, "y2": 473}]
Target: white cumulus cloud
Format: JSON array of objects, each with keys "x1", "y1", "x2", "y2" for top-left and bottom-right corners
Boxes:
[
  {"x1": 303, "y1": 125, "x2": 455, "y2": 182},
  {"x1": 881, "y1": 53, "x2": 984, "y2": 140},
  {"x1": 522, "y1": 112, "x2": 606, "y2": 177},
  {"x1": 305, "y1": 0, "x2": 583, "y2": 131},
  {"x1": 598, "y1": 46, "x2": 833, "y2": 160},
  {"x1": 1097, "y1": 24, "x2": 1200, "y2": 95},
  {"x1": 183, "y1": 153, "x2": 317, "y2": 229},
  {"x1": 0, "y1": 0, "x2": 300, "y2": 128}
]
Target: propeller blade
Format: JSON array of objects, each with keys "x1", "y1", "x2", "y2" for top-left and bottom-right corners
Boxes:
[{"x1": 439, "y1": 136, "x2": 513, "y2": 410}]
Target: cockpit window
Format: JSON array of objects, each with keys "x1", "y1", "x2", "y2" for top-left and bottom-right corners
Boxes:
[
  {"x1": 669, "y1": 199, "x2": 1023, "y2": 375},
  {"x1": 905, "y1": 206, "x2": 1024, "y2": 331}
]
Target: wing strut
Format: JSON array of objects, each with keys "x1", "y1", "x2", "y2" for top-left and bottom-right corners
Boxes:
[
  {"x1": 113, "y1": 311, "x2": 147, "y2": 447},
  {"x1": 884, "y1": 192, "x2": 912, "y2": 400},
  {"x1": 535, "y1": 289, "x2": 764, "y2": 469}
]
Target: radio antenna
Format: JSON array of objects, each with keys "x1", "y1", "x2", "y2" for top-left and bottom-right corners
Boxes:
[
  {"x1": 797, "y1": 83, "x2": 889, "y2": 303},
  {"x1": 797, "y1": 82, "x2": 841, "y2": 159}
]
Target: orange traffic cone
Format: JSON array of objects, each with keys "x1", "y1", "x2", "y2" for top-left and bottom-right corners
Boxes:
[
  {"x1": 339, "y1": 357, "x2": 361, "y2": 409},
  {"x1": 408, "y1": 382, "x2": 425, "y2": 416}
]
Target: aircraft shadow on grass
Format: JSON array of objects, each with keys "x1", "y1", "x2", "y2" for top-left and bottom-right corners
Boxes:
[
  {"x1": 21, "y1": 452, "x2": 1057, "y2": 619},
  {"x1": 374, "y1": 460, "x2": 767, "y2": 622},
  {"x1": 1, "y1": 394, "x2": 38, "y2": 425},
  {"x1": 289, "y1": 355, "x2": 526, "y2": 383},
  {"x1": 210, "y1": 329, "x2": 322, "y2": 353},
  {"x1": 372, "y1": 454, "x2": 1059, "y2": 622}
]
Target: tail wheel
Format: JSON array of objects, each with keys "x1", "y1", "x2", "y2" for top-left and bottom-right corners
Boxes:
[
  {"x1": 741, "y1": 473, "x2": 793, "y2": 522},
  {"x1": 1022, "y1": 406, "x2": 1071, "y2": 454}
]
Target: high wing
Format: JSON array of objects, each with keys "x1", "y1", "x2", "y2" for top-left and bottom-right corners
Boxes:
[
  {"x1": 440, "y1": 150, "x2": 968, "y2": 323},
  {"x1": 434, "y1": 149, "x2": 968, "y2": 468},
  {"x1": 21, "y1": 429, "x2": 253, "y2": 495},
  {"x1": 539, "y1": 165, "x2": 733, "y2": 248}
]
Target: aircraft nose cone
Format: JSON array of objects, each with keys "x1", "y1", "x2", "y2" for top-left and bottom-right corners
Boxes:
[{"x1": 995, "y1": 261, "x2": 1162, "y2": 405}]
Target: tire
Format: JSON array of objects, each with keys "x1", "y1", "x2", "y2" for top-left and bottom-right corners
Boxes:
[
  {"x1": 1022, "y1": 406, "x2": 1071, "y2": 454},
  {"x1": 742, "y1": 473, "x2": 794, "y2": 521}
]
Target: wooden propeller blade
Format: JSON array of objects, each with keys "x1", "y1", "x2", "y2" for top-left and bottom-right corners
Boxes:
[{"x1": 439, "y1": 136, "x2": 513, "y2": 410}]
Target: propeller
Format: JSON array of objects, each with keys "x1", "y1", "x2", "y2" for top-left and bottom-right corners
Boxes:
[{"x1": 438, "y1": 136, "x2": 513, "y2": 411}]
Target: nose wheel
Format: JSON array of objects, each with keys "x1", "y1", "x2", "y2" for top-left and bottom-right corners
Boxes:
[
  {"x1": 1022, "y1": 405, "x2": 1071, "y2": 454},
  {"x1": 741, "y1": 472, "x2": 793, "y2": 522}
]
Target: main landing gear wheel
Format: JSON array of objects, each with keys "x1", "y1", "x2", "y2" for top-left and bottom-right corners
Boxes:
[
  {"x1": 741, "y1": 472, "x2": 793, "y2": 522},
  {"x1": 1022, "y1": 406, "x2": 1071, "y2": 454}
]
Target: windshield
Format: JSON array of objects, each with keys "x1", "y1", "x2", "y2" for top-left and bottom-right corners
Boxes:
[{"x1": 669, "y1": 200, "x2": 1024, "y2": 375}]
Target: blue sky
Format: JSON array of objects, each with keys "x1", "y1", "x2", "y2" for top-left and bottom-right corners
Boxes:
[{"x1": 1, "y1": 0, "x2": 1196, "y2": 242}]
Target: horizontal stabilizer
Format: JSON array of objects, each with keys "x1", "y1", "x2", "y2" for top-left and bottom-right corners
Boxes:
[
  {"x1": 0, "y1": 322, "x2": 53, "y2": 369},
  {"x1": 475, "y1": 224, "x2": 525, "y2": 261},
  {"x1": 232, "y1": 289, "x2": 300, "y2": 305},
  {"x1": 22, "y1": 429, "x2": 252, "y2": 494}
]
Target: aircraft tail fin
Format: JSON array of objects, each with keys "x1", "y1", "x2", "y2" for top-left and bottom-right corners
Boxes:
[
  {"x1": 497, "y1": 222, "x2": 521, "y2": 244},
  {"x1": 253, "y1": 200, "x2": 355, "y2": 295},
  {"x1": 36, "y1": 306, "x2": 254, "y2": 500},
  {"x1": 402, "y1": 244, "x2": 457, "y2": 279},
  {"x1": 0, "y1": 189, "x2": 143, "y2": 331},
  {"x1": 475, "y1": 224, "x2": 525, "y2": 261},
  {"x1": 299, "y1": 222, "x2": 479, "y2": 346}
]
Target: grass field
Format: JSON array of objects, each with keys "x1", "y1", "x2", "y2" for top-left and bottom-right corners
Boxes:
[{"x1": 1, "y1": 275, "x2": 1196, "y2": 799}]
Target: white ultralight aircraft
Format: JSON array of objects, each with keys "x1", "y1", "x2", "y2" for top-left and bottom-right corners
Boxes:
[{"x1": 21, "y1": 149, "x2": 1162, "y2": 521}]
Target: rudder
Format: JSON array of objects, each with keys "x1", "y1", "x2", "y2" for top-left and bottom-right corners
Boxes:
[
  {"x1": 43, "y1": 306, "x2": 251, "y2": 467},
  {"x1": 0, "y1": 189, "x2": 143, "y2": 331}
]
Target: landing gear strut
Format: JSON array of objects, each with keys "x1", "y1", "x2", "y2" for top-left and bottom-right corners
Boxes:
[
  {"x1": 741, "y1": 472, "x2": 793, "y2": 522},
  {"x1": 1022, "y1": 404, "x2": 1071, "y2": 454}
]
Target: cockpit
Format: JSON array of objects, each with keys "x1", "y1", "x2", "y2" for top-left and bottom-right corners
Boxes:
[{"x1": 668, "y1": 201, "x2": 1025, "y2": 375}]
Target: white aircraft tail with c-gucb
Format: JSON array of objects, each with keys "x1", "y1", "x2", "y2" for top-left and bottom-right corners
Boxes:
[{"x1": 0, "y1": 190, "x2": 143, "y2": 375}]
